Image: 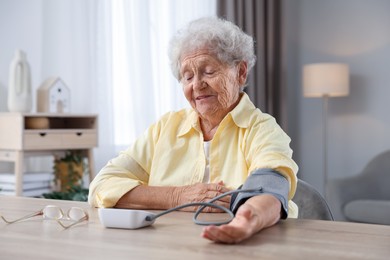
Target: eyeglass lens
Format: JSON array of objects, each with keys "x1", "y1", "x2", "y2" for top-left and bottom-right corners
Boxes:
[
  {"x1": 68, "y1": 208, "x2": 87, "y2": 221},
  {"x1": 43, "y1": 205, "x2": 86, "y2": 221},
  {"x1": 1, "y1": 205, "x2": 88, "y2": 228},
  {"x1": 43, "y1": 205, "x2": 64, "y2": 219}
]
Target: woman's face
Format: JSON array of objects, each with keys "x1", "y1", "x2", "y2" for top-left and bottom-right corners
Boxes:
[{"x1": 180, "y1": 49, "x2": 246, "y2": 120}]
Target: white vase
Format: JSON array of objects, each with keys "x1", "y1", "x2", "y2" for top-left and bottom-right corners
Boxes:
[{"x1": 7, "y1": 49, "x2": 32, "y2": 113}]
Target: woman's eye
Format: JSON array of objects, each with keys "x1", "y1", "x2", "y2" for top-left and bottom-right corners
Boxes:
[
  {"x1": 204, "y1": 69, "x2": 215, "y2": 75},
  {"x1": 182, "y1": 73, "x2": 193, "y2": 82}
]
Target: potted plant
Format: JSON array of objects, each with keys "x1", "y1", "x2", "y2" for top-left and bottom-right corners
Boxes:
[{"x1": 43, "y1": 150, "x2": 89, "y2": 201}]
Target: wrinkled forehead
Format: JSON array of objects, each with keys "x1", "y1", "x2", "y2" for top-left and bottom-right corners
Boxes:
[
  {"x1": 180, "y1": 47, "x2": 216, "y2": 62},
  {"x1": 180, "y1": 49, "x2": 222, "y2": 71},
  {"x1": 180, "y1": 50, "x2": 217, "y2": 63}
]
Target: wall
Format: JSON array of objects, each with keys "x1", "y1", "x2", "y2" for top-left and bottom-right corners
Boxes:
[
  {"x1": 0, "y1": 0, "x2": 43, "y2": 172},
  {"x1": 2, "y1": 0, "x2": 390, "y2": 197},
  {"x1": 40, "y1": 0, "x2": 93, "y2": 113},
  {"x1": 285, "y1": 0, "x2": 390, "y2": 195},
  {"x1": 0, "y1": 0, "x2": 92, "y2": 114},
  {"x1": 0, "y1": 1, "x2": 43, "y2": 112},
  {"x1": 0, "y1": 0, "x2": 93, "y2": 173},
  {"x1": 0, "y1": 0, "x2": 42, "y2": 111}
]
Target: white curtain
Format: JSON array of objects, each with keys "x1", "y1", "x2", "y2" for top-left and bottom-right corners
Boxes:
[
  {"x1": 90, "y1": 0, "x2": 216, "y2": 170},
  {"x1": 36, "y1": 0, "x2": 216, "y2": 173}
]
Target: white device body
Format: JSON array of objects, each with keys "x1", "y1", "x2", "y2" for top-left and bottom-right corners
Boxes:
[{"x1": 98, "y1": 208, "x2": 156, "y2": 229}]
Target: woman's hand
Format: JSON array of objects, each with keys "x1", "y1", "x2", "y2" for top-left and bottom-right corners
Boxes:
[
  {"x1": 174, "y1": 181, "x2": 231, "y2": 212},
  {"x1": 201, "y1": 194, "x2": 281, "y2": 244},
  {"x1": 201, "y1": 203, "x2": 259, "y2": 243}
]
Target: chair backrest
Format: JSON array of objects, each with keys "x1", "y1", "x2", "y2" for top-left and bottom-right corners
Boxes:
[{"x1": 293, "y1": 179, "x2": 334, "y2": 220}]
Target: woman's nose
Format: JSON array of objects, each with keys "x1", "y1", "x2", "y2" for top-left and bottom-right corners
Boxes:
[{"x1": 193, "y1": 76, "x2": 205, "y2": 90}]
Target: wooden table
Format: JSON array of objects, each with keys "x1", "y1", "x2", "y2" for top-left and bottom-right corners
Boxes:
[{"x1": 1, "y1": 196, "x2": 389, "y2": 260}]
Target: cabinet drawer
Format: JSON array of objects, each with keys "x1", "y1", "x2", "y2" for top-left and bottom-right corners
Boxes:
[
  {"x1": 24, "y1": 131, "x2": 97, "y2": 150},
  {"x1": 62, "y1": 132, "x2": 97, "y2": 148},
  {"x1": 24, "y1": 132, "x2": 62, "y2": 149}
]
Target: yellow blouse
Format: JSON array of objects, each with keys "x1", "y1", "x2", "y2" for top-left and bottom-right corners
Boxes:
[{"x1": 88, "y1": 93, "x2": 299, "y2": 217}]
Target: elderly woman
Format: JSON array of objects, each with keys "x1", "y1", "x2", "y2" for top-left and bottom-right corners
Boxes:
[{"x1": 88, "y1": 17, "x2": 298, "y2": 244}]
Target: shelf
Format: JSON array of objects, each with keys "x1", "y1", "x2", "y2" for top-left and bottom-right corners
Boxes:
[
  {"x1": 0, "y1": 113, "x2": 98, "y2": 196},
  {"x1": 0, "y1": 114, "x2": 98, "y2": 150}
]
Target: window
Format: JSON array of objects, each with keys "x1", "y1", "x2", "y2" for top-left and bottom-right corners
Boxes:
[{"x1": 111, "y1": 0, "x2": 216, "y2": 146}]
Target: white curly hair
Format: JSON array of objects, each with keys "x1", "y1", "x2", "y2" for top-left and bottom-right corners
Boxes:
[{"x1": 168, "y1": 16, "x2": 256, "y2": 85}]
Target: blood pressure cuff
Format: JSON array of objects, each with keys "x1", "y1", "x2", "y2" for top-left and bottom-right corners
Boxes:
[{"x1": 230, "y1": 169, "x2": 289, "y2": 219}]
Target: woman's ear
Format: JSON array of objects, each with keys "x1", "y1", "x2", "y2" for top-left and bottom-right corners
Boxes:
[{"x1": 237, "y1": 61, "x2": 248, "y2": 86}]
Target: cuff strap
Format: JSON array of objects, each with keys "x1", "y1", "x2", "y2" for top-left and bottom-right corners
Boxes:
[{"x1": 230, "y1": 168, "x2": 289, "y2": 219}]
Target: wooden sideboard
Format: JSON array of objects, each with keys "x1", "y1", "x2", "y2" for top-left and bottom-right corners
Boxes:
[{"x1": 0, "y1": 113, "x2": 98, "y2": 196}]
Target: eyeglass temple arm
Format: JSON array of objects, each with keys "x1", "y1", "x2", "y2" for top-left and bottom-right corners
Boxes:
[
  {"x1": 1, "y1": 210, "x2": 43, "y2": 224},
  {"x1": 56, "y1": 215, "x2": 89, "y2": 229}
]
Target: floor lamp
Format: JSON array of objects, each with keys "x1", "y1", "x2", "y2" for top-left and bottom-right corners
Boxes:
[{"x1": 303, "y1": 63, "x2": 349, "y2": 198}]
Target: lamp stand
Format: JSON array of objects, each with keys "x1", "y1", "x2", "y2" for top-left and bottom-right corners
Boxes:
[{"x1": 322, "y1": 95, "x2": 329, "y2": 199}]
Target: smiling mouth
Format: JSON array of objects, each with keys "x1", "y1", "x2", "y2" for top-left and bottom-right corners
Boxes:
[{"x1": 196, "y1": 95, "x2": 213, "y2": 100}]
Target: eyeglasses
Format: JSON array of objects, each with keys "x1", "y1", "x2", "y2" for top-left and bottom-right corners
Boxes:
[{"x1": 0, "y1": 205, "x2": 89, "y2": 229}]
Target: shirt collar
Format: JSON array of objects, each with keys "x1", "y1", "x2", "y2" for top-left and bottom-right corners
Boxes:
[
  {"x1": 178, "y1": 109, "x2": 200, "y2": 137},
  {"x1": 177, "y1": 92, "x2": 257, "y2": 137},
  {"x1": 229, "y1": 92, "x2": 257, "y2": 128}
]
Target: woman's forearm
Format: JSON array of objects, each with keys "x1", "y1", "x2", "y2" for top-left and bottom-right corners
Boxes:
[
  {"x1": 114, "y1": 183, "x2": 231, "y2": 212},
  {"x1": 114, "y1": 185, "x2": 179, "y2": 209},
  {"x1": 245, "y1": 194, "x2": 282, "y2": 231}
]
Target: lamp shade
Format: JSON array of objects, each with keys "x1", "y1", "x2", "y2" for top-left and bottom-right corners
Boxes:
[{"x1": 303, "y1": 63, "x2": 349, "y2": 97}]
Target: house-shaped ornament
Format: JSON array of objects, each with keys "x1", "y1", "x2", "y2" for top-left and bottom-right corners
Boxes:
[{"x1": 37, "y1": 77, "x2": 70, "y2": 113}]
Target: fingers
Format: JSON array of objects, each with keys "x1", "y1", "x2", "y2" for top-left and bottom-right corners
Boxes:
[
  {"x1": 212, "y1": 182, "x2": 231, "y2": 194},
  {"x1": 179, "y1": 199, "x2": 231, "y2": 213},
  {"x1": 200, "y1": 183, "x2": 231, "y2": 212},
  {"x1": 201, "y1": 205, "x2": 259, "y2": 243},
  {"x1": 202, "y1": 225, "x2": 246, "y2": 244},
  {"x1": 198, "y1": 200, "x2": 231, "y2": 213},
  {"x1": 204, "y1": 190, "x2": 230, "y2": 203},
  {"x1": 176, "y1": 182, "x2": 232, "y2": 212},
  {"x1": 207, "y1": 182, "x2": 231, "y2": 202}
]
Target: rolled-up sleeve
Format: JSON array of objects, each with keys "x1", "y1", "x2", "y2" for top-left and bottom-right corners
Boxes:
[
  {"x1": 246, "y1": 116, "x2": 298, "y2": 200},
  {"x1": 88, "y1": 152, "x2": 149, "y2": 208},
  {"x1": 88, "y1": 118, "x2": 162, "y2": 208}
]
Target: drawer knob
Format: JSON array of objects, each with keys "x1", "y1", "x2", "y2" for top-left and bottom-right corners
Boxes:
[
  {"x1": 39, "y1": 133, "x2": 47, "y2": 137},
  {"x1": 76, "y1": 132, "x2": 83, "y2": 136}
]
